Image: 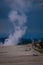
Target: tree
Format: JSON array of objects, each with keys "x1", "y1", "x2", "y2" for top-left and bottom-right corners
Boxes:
[{"x1": 39, "y1": 40, "x2": 43, "y2": 49}]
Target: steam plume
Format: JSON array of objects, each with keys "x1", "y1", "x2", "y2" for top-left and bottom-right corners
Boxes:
[{"x1": 4, "y1": 0, "x2": 30, "y2": 46}]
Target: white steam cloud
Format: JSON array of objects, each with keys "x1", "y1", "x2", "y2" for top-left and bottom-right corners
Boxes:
[
  {"x1": 4, "y1": 11, "x2": 27, "y2": 46},
  {"x1": 4, "y1": 0, "x2": 32, "y2": 46}
]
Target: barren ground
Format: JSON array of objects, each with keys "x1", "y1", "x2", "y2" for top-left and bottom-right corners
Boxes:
[{"x1": 0, "y1": 44, "x2": 43, "y2": 65}]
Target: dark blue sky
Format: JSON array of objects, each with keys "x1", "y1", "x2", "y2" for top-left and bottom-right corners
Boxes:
[
  {"x1": 0, "y1": 0, "x2": 43, "y2": 39},
  {"x1": 24, "y1": 8, "x2": 43, "y2": 39}
]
